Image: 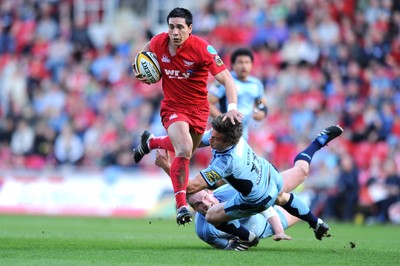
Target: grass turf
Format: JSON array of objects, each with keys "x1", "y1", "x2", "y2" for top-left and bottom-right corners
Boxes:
[{"x1": 0, "y1": 215, "x2": 398, "y2": 266}]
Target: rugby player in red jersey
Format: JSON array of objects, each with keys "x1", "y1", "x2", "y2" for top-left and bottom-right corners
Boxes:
[{"x1": 133, "y1": 7, "x2": 243, "y2": 225}]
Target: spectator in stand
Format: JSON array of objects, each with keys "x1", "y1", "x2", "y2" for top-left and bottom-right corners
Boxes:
[
  {"x1": 46, "y1": 34, "x2": 72, "y2": 83},
  {"x1": 70, "y1": 17, "x2": 94, "y2": 54},
  {"x1": 90, "y1": 47, "x2": 115, "y2": 82},
  {"x1": 0, "y1": 117, "x2": 13, "y2": 145},
  {"x1": 53, "y1": 123, "x2": 84, "y2": 165},
  {"x1": 323, "y1": 153, "x2": 359, "y2": 222},
  {"x1": 364, "y1": 31, "x2": 391, "y2": 65},
  {"x1": 314, "y1": 11, "x2": 340, "y2": 57},
  {"x1": 82, "y1": 117, "x2": 104, "y2": 166},
  {"x1": 366, "y1": 158, "x2": 400, "y2": 223},
  {"x1": 285, "y1": 0, "x2": 307, "y2": 32},
  {"x1": 192, "y1": 3, "x2": 217, "y2": 36},
  {"x1": 10, "y1": 119, "x2": 35, "y2": 156},
  {"x1": 280, "y1": 31, "x2": 320, "y2": 65},
  {"x1": 26, "y1": 53, "x2": 50, "y2": 102},
  {"x1": 35, "y1": 9, "x2": 58, "y2": 42},
  {"x1": 0, "y1": 57, "x2": 28, "y2": 115},
  {"x1": 31, "y1": 119, "x2": 56, "y2": 161},
  {"x1": 0, "y1": 1, "x2": 16, "y2": 54}
]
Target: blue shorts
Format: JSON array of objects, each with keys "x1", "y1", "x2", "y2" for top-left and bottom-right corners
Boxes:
[{"x1": 223, "y1": 166, "x2": 283, "y2": 219}]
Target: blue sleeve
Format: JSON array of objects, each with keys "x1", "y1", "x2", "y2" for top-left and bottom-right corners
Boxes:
[
  {"x1": 208, "y1": 82, "x2": 226, "y2": 99},
  {"x1": 195, "y1": 212, "x2": 230, "y2": 249},
  {"x1": 200, "y1": 155, "x2": 233, "y2": 187},
  {"x1": 208, "y1": 82, "x2": 227, "y2": 113},
  {"x1": 213, "y1": 184, "x2": 237, "y2": 201},
  {"x1": 200, "y1": 129, "x2": 211, "y2": 146}
]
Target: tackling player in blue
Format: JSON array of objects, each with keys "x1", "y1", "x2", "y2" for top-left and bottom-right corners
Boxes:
[
  {"x1": 188, "y1": 186, "x2": 295, "y2": 250},
  {"x1": 158, "y1": 114, "x2": 343, "y2": 249},
  {"x1": 155, "y1": 122, "x2": 343, "y2": 250}
]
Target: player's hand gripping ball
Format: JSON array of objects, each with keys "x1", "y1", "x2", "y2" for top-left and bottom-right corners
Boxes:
[{"x1": 133, "y1": 51, "x2": 162, "y2": 83}]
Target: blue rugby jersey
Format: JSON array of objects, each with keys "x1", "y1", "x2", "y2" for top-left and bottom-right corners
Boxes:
[
  {"x1": 208, "y1": 72, "x2": 264, "y2": 140},
  {"x1": 194, "y1": 185, "x2": 288, "y2": 249},
  {"x1": 200, "y1": 137, "x2": 278, "y2": 202}
]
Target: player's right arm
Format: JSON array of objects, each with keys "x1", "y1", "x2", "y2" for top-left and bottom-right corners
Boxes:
[
  {"x1": 133, "y1": 41, "x2": 151, "y2": 83},
  {"x1": 214, "y1": 69, "x2": 243, "y2": 125},
  {"x1": 208, "y1": 93, "x2": 223, "y2": 118},
  {"x1": 187, "y1": 174, "x2": 209, "y2": 194},
  {"x1": 263, "y1": 207, "x2": 292, "y2": 241},
  {"x1": 155, "y1": 150, "x2": 171, "y2": 175},
  {"x1": 140, "y1": 41, "x2": 151, "y2": 52}
]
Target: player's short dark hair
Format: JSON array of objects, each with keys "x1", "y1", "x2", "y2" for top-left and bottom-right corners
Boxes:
[
  {"x1": 211, "y1": 115, "x2": 243, "y2": 146},
  {"x1": 230, "y1": 48, "x2": 254, "y2": 65},
  {"x1": 167, "y1": 7, "x2": 193, "y2": 27}
]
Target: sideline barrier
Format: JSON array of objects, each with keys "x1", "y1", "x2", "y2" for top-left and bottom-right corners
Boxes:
[{"x1": 0, "y1": 169, "x2": 176, "y2": 218}]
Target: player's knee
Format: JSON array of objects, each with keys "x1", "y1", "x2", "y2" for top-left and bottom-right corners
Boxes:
[
  {"x1": 295, "y1": 161, "x2": 309, "y2": 180},
  {"x1": 174, "y1": 145, "x2": 193, "y2": 158},
  {"x1": 275, "y1": 192, "x2": 290, "y2": 206},
  {"x1": 275, "y1": 197, "x2": 285, "y2": 206},
  {"x1": 175, "y1": 148, "x2": 192, "y2": 158}
]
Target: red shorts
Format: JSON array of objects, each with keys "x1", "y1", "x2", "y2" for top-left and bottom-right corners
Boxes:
[{"x1": 160, "y1": 101, "x2": 210, "y2": 134}]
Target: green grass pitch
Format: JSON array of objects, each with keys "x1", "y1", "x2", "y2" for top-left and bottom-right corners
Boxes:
[{"x1": 0, "y1": 215, "x2": 398, "y2": 266}]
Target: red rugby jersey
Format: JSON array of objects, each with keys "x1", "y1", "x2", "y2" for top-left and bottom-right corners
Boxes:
[{"x1": 150, "y1": 33, "x2": 227, "y2": 106}]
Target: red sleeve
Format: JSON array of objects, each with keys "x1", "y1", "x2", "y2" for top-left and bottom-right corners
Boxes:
[
  {"x1": 195, "y1": 37, "x2": 227, "y2": 76},
  {"x1": 149, "y1": 33, "x2": 166, "y2": 52}
]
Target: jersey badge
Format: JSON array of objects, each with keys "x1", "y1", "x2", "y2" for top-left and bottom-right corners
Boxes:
[
  {"x1": 214, "y1": 55, "x2": 224, "y2": 66},
  {"x1": 204, "y1": 170, "x2": 221, "y2": 183},
  {"x1": 183, "y1": 60, "x2": 194, "y2": 67},
  {"x1": 207, "y1": 45, "x2": 217, "y2": 55},
  {"x1": 161, "y1": 54, "x2": 170, "y2": 63}
]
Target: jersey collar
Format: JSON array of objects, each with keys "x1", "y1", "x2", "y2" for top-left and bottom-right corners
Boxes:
[
  {"x1": 177, "y1": 34, "x2": 194, "y2": 50},
  {"x1": 214, "y1": 144, "x2": 235, "y2": 154}
]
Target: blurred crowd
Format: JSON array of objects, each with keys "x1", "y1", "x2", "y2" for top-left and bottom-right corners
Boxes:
[{"x1": 0, "y1": 0, "x2": 399, "y2": 224}]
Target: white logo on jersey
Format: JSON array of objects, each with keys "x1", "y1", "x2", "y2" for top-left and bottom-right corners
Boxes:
[
  {"x1": 165, "y1": 69, "x2": 180, "y2": 76},
  {"x1": 161, "y1": 54, "x2": 170, "y2": 63},
  {"x1": 183, "y1": 60, "x2": 194, "y2": 67},
  {"x1": 169, "y1": 113, "x2": 178, "y2": 120},
  {"x1": 164, "y1": 69, "x2": 191, "y2": 79}
]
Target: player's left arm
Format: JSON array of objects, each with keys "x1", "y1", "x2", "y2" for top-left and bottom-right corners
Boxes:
[
  {"x1": 155, "y1": 150, "x2": 171, "y2": 175},
  {"x1": 187, "y1": 174, "x2": 209, "y2": 194},
  {"x1": 263, "y1": 207, "x2": 292, "y2": 241},
  {"x1": 253, "y1": 97, "x2": 268, "y2": 121},
  {"x1": 214, "y1": 69, "x2": 244, "y2": 125},
  {"x1": 252, "y1": 78, "x2": 268, "y2": 120}
]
